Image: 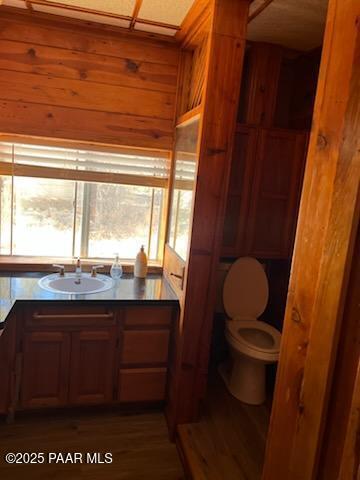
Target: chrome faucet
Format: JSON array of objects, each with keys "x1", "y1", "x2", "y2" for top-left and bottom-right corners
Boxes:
[{"x1": 75, "y1": 257, "x2": 82, "y2": 284}]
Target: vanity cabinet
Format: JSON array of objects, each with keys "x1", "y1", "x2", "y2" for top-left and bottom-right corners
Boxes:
[
  {"x1": 21, "y1": 331, "x2": 70, "y2": 409},
  {"x1": 17, "y1": 303, "x2": 176, "y2": 411},
  {"x1": 68, "y1": 328, "x2": 117, "y2": 405},
  {"x1": 222, "y1": 125, "x2": 308, "y2": 259},
  {"x1": 118, "y1": 306, "x2": 173, "y2": 403}
]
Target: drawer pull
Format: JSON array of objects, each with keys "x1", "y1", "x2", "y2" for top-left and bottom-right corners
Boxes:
[
  {"x1": 170, "y1": 267, "x2": 185, "y2": 289},
  {"x1": 32, "y1": 312, "x2": 114, "y2": 321}
]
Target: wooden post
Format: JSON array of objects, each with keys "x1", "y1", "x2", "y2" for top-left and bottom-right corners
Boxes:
[
  {"x1": 262, "y1": 0, "x2": 360, "y2": 479},
  {"x1": 166, "y1": 0, "x2": 250, "y2": 427}
]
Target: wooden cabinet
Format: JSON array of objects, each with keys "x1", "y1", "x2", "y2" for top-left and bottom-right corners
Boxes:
[
  {"x1": 69, "y1": 328, "x2": 117, "y2": 405},
  {"x1": 118, "y1": 307, "x2": 173, "y2": 403},
  {"x1": 21, "y1": 331, "x2": 70, "y2": 409},
  {"x1": 222, "y1": 126, "x2": 307, "y2": 259},
  {"x1": 18, "y1": 303, "x2": 176, "y2": 410}
]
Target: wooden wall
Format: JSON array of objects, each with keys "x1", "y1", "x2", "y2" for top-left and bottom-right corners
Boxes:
[{"x1": 0, "y1": 9, "x2": 180, "y2": 151}]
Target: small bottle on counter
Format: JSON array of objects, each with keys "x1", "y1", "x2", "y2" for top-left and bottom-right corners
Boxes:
[
  {"x1": 110, "y1": 253, "x2": 123, "y2": 280},
  {"x1": 134, "y1": 245, "x2": 148, "y2": 278}
]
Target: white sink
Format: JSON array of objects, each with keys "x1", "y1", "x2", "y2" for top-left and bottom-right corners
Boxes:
[{"x1": 38, "y1": 273, "x2": 114, "y2": 295}]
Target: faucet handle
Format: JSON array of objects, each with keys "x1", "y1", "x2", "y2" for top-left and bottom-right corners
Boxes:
[
  {"x1": 91, "y1": 265, "x2": 104, "y2": 277},
  {"x1": 53, "y1": 264, "x2": 65, "y2": 277}
]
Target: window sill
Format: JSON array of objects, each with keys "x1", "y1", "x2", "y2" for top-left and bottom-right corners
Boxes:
[{"x1": 0, "y1": 256, "x2": 163, "y2": 274}]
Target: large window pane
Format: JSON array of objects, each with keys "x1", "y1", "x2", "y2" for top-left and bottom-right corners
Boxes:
[
  {"x1": 12, "y1": 177, "x2": 75, "y2": 256},
  {"x1": 83, "y1": 182, "x2": 163, "y2": 260},
  {"x1": 168, "y1": 117, "x2": 198, "y2": 260}
]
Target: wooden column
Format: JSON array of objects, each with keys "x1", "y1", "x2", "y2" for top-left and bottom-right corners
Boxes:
[
  {"x1": 262, "y1": 0, "x2": 360, "y2": 479},
  {"x1": 167, "y1": 0, "x2": 250, "y2": 427}
]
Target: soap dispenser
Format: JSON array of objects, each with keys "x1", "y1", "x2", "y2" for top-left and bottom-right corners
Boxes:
[
  {"x1": 134, "y1": 245, "x2": 148, "y2": 278},
  {"x1": 110, "y1": 253, "x2": 123, "y2": 280}
]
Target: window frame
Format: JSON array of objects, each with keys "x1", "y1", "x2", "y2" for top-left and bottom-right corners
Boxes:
[{"x1": 0, "y1": 135, "x2": 171, "y2": 266}]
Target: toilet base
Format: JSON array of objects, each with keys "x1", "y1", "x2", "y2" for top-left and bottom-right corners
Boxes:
[{"x1": 219, "y1": 355, "x2": 266, "y2": 405}]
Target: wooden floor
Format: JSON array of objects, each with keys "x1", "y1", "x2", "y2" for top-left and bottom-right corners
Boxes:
[
  {"x1": 178, "y1": 373, "x2": 271, "y2": 480},
  {"x1": 0, "y1": 409, "x2": 184, "y2": 480}
]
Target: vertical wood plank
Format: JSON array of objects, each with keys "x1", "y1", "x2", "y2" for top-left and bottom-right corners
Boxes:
[
  {"x1": 262, "y1": 0, "x2": 360, "y2": 478},
  {"x1": 167, "y1": 0, "x2": 250, "y2": 428}
]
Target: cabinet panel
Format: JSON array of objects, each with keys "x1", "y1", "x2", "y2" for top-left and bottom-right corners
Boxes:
[
  {"x1": 246, "y1": 129, "x2": 307, "y2": 258},
  {"x1": 21, "y1": 331, "x2": 70, "y2": 409},
  {"x1": 118, "y1": 368, "x2": 167, "y2": 402},
  {"x1": 69, "y1": 328, "x2": 117, "y2": 405},
  {"x1": 121, "y1": 330, "x2": 169, "y2": 365},
  {"x1": 124, "y1": 307, "x2": 172, "y2": 328},
  {"x1": 222, "y1": 125, "x2": 258, "y2": 256}
]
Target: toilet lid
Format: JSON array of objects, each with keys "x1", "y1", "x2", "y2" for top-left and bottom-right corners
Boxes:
[{"x1": 223, "y1": 257, "x2": 269, "y2": 319}]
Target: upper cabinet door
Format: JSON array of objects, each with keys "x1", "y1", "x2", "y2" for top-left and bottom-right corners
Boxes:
[
  {"x1": 222, "y1": 125, "x2": 258, "y2": 257},
  {"x1": 246, "y1": 128, "x2": 308, "y2": 258},
  {"x1": 69, "y1": 328, "x2": 117, "y2": 405}
]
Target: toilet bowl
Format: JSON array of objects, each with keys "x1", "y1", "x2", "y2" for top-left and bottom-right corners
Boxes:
[{"x1": 219, "y1": 257, "x2": 281, "y2": 405}]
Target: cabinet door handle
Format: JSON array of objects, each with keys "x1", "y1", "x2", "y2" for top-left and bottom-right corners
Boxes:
[{"x1": 170, "y1": 268, "x2": 185, "y2": 290}]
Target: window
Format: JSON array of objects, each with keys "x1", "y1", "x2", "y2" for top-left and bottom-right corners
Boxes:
[
  {"x1": 0, "y1": 142, "x2": 169, "y2": 262},
  {"x1": 168, "y1": 117, "x2": 199, "y2": 260}
]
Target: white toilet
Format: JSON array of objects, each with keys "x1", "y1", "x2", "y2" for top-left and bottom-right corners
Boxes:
[{"x1": 219, "y1": 257, "x2": 281, "y2": 405}]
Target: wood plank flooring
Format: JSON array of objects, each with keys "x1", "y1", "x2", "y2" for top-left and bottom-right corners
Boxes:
[
  {"x1": 178, "y1": 373, "x2": 271, "y2": 480},
  {"x1": 0, "y1": 410, "x2": 184, "y2": 480}
]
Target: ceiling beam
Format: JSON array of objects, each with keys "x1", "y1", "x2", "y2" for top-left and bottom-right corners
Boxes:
[{"x1": 130, "y1": 0, "x2": 142, "y2": 30}]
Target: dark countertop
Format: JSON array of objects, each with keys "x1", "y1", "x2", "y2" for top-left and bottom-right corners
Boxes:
[{"x1": 0, "y1": 273, "x2": 178, "y2": 329}]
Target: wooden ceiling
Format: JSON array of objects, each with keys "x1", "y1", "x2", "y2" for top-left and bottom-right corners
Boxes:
[{"x1": 0, "y1": 0, "x2": 328, "y2": 50}]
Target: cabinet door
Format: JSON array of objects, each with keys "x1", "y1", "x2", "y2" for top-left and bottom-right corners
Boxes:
[
  {"x1": 21, "y1": 331, "x2": 70, "y2": 409},
  {"x1": 246, "y1": 128, "x2": 307, "y2": 258},
  {"x1": 222, "y1": 125, "x2": 258, "y2": 256},
  {"x1": 69, "y1": 328, "x2": 117, "y2": 405}
]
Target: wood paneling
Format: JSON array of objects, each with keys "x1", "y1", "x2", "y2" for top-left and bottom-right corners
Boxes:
[
  {"x1": 222, "y1": 125, "x2": 258, "y2": 256},
  {"x1": 0, "y1": 11, "x2": 179, "y2": 150},
  {"x1": 188, "y1": 35, "x2": 208, "y2": 111},
  {"x1": 0, "y1": 39, "x2": 177, "y2": 93},
  {"x1": 262, "y1": 0, "x2": 360, "y2": 478},
  {"x1": 243, "y1": 43, "x2": 282, "y2": 127},
  {"x1": 69, "y1": 328, "x2": 117, "y2": 405},
  {"x1": 246, "y1": 128, "x2": 307, "y2": 258},
  {"x1": 166, "y1": 0, "x2": 250, "y2": 428},
  {"x1": 0, "y1": 100, "x2": 173, "y2": 151},
  {"x1": 318, "y1": 225, "x2": 360, "y2": 479}
]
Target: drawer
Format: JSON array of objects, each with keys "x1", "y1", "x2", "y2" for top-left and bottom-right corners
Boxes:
[
  {"x1": 118, "y1": 368, "x2": 167, "y2": 402},
  {"x1": 24, "y1": 305, "x2": 115, "y2": 329},
  {"x1": 121, "y1": 330, "x2": 170, "y2": 365},
  {"x1": 124, "y1": 306, "x2": 173, "y2": 328}
]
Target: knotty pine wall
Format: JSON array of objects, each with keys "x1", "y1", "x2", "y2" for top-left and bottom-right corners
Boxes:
[{"x1": 0, "y1": 9, "x2": 180, "y2": 151}]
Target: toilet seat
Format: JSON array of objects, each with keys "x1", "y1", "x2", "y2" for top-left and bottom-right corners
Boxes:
[
  {"x1": 226, "y1": 319, "x2": 281, "y2": 354},
  {"x1": 220, "y1": 257, "x2": 282, "y2": 403},
  {"x1": 222, "y1": 257, "x2": 281, "y2": 362}
]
